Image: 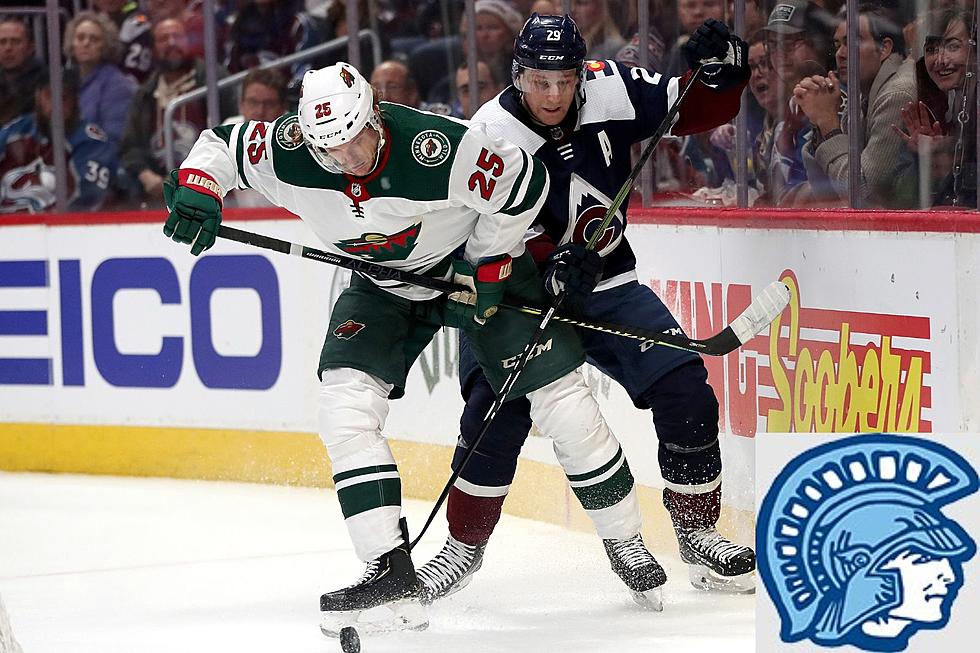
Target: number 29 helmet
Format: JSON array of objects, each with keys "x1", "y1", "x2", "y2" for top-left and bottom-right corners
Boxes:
[{"x1": 511, "y1": 13, "x2": 587, "y2": 89}]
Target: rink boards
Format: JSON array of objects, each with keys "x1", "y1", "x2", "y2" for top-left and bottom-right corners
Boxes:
[{"x1": 2, "y1": 208, "x2": 979, "y2": 543}]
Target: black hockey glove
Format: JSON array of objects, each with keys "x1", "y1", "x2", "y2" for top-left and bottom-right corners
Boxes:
[
  {"x1": 682, "y1": 18, "x2": 750, "y2": 91},
  {"x1": 543, "y1": 243, "x2": 602, "y2": 311}
]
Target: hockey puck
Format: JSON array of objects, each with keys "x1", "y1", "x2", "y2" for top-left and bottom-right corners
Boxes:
[{"x1": 339, "y1": 626, "x2": 360, "y2": 653}]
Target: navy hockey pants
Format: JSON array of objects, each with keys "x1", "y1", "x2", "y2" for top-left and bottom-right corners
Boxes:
[{"x1": 453, "y1": 279, "x2": 721, "y2": 490}]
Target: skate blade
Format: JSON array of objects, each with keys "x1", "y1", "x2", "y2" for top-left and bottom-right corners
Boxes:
[
  {"x1": 629, "y1": 586, "x2": 664, "y2": 612},
  {"x1": 687, "y1": 565, "x2": 756, "y2": 594},
  {"x1": 320, "y1": 598, "x2": 429, "y2": 638}
]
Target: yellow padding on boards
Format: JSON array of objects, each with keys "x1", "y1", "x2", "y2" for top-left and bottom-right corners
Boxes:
[{"x1": 0, "y1": 423, "x2": 754, "y2": 551}]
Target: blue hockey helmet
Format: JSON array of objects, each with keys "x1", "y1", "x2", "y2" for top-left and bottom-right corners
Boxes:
[{"x1": 512, "y1": 13, "x2": 587, "y2": 77}]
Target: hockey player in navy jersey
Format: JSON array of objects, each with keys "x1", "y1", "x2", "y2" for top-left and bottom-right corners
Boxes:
[{"x1": 416, "y1": 14, "x2": 756, "y2": 607}]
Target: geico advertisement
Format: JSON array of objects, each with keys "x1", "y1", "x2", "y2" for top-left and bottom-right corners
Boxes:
[
  {"x1": 0, "y1": 221, "x2": 335, "y2": 430},
  {"x1": 1, "y1": 220, "x2": 967, "y2": 439},
  {"x1": 0, "y1": 221, "x2": 475, "y2": 447},
  {"x1": 629, "y1": 227, "x2": 964, "y2": 433}
]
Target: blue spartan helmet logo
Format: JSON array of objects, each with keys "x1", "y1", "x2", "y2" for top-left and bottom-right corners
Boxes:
[{"x1": 758, "y1": 434, "x2": 978, "y2": 652}]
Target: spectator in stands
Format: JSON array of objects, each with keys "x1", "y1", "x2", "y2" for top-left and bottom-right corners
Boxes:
[
  {"x1": 222, "y1": 67, "x2": 288, "y2": 208},
  {"x1": 0, "y1": 69, "x2": 116, "y2": 213},
  {"x1": 225, "y1": 0, "x2": 321, "y2": 78},
  {"x1": 93, "y1": 1, "x2": 141, "y2": 28},
  {"x1": 746, "y1": 28, "x2": 793, "y2": 204},
  {"x1": 454, "y1": 59, "x2": 504, "y2": 118},
  {"x1": 460, "y1": 0, "x2": 523, "y2": 86},
  {"x1": 119, "y1": 17, "x2": 233, "y2": 203},
  {"x1": 663, "y1": 0, "x2": 726, "y2": 75},
  {"x1": 615, "y1": 0, "x2": 668, "y2": 72},
  {"x1": 679, "y1": 0, "x2": 725, "y2": 33},
  {"x1": 114, "y1": 0, "x2": 190, "y2": 83},
  {"x1": 0, "y1": 17, "x2": 42, "y2": 126},
  {"x1": 370, "y1": 60, "x2": 421, "y2": 107},
  {"x1": 571, "y1": 0, "x2": 626, "y2": 60},
  {"x1": 763, "y1": 0, "x2": 838, "y2": 204},
  {"x1": 64, "y1": 11, "x2": 137, "y2": 146},
  {"x1": 795, "y1": 4, "x2": 918, "y2": 208},
  {"x1": 233, "y1": 67, "x2": 289, "y2": 123},
  {"x1": 370, "y1": 58, "x2": 453, "y2": 113},
  {"x1": 893, "y1": 6, "x2": 976, "y2": 207},
  {"x1": 733, "y1": 0, "x2": 767, "y2": 36}
]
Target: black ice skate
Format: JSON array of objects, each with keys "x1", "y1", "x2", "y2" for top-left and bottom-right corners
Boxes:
[
  {"x1": 603, "y1": 533, "x2": 667, "y2": 611},
  {"x1": 319, "y1": 518, "x2": 428, "y2": 639},
  {"x1": 675, "y1": 526, "x2": 756, "y2": 593},
  {"x1": 415, "y1": 534, "x2": 486, "y2": 604}
]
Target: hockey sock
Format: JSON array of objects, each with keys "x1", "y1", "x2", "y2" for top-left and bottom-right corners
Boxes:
[
  {"x1": 446, "y1": 486, "x2": 506, "y2": 546},
  {"x1": 663, "y1": 483, "x2": 722, "y2": 531}
]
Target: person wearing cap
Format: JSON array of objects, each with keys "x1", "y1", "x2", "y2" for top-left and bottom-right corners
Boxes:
[
  {"x1": 0, "y1": 69, "x2": 117, "y2": 213},
  {"x1": 459, "y1": 0, "x2": 524, "y2": 88},
  {"x1": 762, "y1": 0, "x2": 838, "y2": 203},
  {"x1": 794, "y1": 3, "x2": 919, "y2": 208}
]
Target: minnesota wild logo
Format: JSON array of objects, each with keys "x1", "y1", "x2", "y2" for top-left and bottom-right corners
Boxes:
[
  {"x1": 335, "y1": 222, "x2": 421, "y2": 262},
  {"x1": 333, "y1": 319, "x2": 365, "y2": 340},
  {"x1": 275, "y1": 115, "x2": 304, "y2": 150},
  {"x1": 411, "y1": 130, "x2": 451, "y2": 167},
  {"x1": 339, "y1": 66, "x2": 355, "y2": 88}
]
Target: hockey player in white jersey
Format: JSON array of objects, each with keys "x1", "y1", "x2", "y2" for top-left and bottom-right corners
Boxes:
[
  {"x1": 416, "y1": 14, "x2": 757, "y2": 606},
  {"x1": 162, "y1": 61, "x2": 635, "y2": 635}
]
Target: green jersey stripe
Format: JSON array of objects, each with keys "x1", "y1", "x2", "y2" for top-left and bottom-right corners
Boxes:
[
  {"x1": 502, "y1": 155, "x2": 546, "y2": 217},
  {"x1": 566, "y1": 446, "x2": 624, "y2": 483},
  {"x1": 211, "y1": 124, "x2": 234, "y2": 146},
  {"x1": 570, "y1": 461, "x2": 635, "y2": 510},
  {"x1": 235, "y1": 123, "x2": 252, "y2": 189},
  {"x1": 336, "y1": 477, "x2": 402, "y2": 519},
  {"x1": 500, "y1": 149, "x2": 530, "y2": 213},
  {"x1": 333, "y1": 463, "x2": 399, "y2": 483}
]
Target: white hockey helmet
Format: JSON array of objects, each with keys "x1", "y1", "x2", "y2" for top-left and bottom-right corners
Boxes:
[{"x1": 298, "y1": 62, "x2": 385, "y2": 173}]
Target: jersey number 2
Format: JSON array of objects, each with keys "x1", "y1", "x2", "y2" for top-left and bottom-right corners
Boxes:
[{"x1": 467, "y1": 148, "x2": 504, "y2": 201}]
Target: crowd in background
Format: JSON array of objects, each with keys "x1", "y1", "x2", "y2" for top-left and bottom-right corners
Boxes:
[{"x1": 0, "y1": 0, "x2": 976, "y2": 213}]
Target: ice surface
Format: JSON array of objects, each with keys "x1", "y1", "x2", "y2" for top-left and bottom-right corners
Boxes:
[{"x1": 0, "y1": 472, "x2": 753, "y2": 653}]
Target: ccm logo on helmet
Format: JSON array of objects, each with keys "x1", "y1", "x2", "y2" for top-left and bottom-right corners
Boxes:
[{"x1": 540, "y1": 55, "x2": 565, "y2": 60}]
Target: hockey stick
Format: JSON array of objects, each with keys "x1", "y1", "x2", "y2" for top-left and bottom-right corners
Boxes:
[{"x1": 216, "y1": 224, "x2": 787, "y2": 356}]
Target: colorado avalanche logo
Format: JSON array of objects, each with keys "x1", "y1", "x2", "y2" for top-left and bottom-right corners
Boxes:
[
  {"x1": 563, "y1": 173, "x2": 624, "y2": 255},
  {"x1": 335, "y1": 222, "x2": 421, "y2": 262},
  {"x1": 333, "y1": 319, "x2": 365, "y2": 340},
  {"x1": 758, "y1": 434, "x2": 978, "y2": 651}
]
